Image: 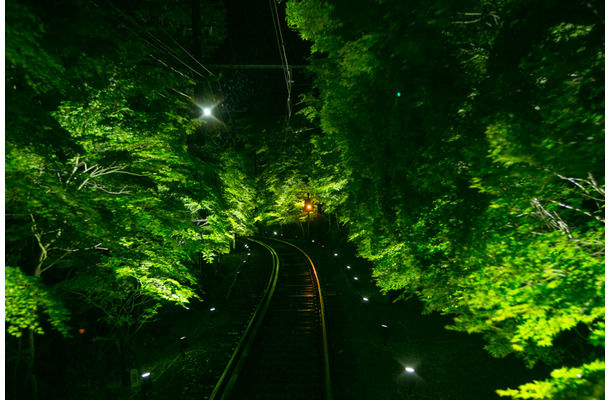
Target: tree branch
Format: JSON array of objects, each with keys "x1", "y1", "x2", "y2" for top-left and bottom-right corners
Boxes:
[
  {"x1": 548, "y1": 199, "x2": 604, "y2": 224},
  {"x1": 89, "y1": 184, "x2": 131, "y2": 195}
]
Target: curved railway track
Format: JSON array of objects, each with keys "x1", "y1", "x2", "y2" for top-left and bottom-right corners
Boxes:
[{"x1": 209, "y1": 237, "x2": 332, "y2": 400}]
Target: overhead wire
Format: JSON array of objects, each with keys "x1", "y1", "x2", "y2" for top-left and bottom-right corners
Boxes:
[
  {"x1": 128, "y1": 0, "x2": 236, "y2": 138},
  {"x1": 129, "y1": 0, "x2": 216, "y2": 77},
  {"x1": 94, "y1": 0, "x2": 236, "y2": 141},
  {"x1": 272, "y1": 0, "x2": 292, "y2": 90},
  {"x1": 268, "y1": 0, "x2": 293, "y2": 129},
  {"x1": 101, "y1": 0, "x2": 208, "y2": 80},
  {"x1": 87, "y1": 0, "x2": 202, "y2": 106},
  {"x1": 147, "y1": 53, "x2": 192, "y2": 81},
  {"x1": 269, "y1": 0, "x2": 289, "y2": 87},
  {"x1": 125, "y1": 0, "x2": 290, "y2": 138},
  {"x1": 90, "y1": 0, "x2": 208, "y2": 89},
  {"x1": 94, "y1": 0, "x2": 298, "y2": 147},
  {"x1": 263, "y1": 2, "x2": 321, "y2": 168}
]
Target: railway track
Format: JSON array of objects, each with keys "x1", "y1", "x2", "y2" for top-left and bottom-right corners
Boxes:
[{"x1": 209, "y1": 237, "x2": 332, "y2": 400}]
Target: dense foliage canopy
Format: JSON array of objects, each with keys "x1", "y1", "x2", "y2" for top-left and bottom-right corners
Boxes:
[
  {"x1": 283, "y1": 0, "x2": 604, "y2": 398},
  {"x1": 5, "y1": 0, "x2": 604, "y2": 399},
  {"x1": 5, "y1": 1, "x2": 255, "y2": 398}
]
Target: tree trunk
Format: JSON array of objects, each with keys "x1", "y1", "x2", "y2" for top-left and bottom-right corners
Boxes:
[
  {"x1": 118, "y1": 339, "x2": 130, "y2": 392},
  {"x1": 23, "y1": 225, "x2": 46, "y2": 400},
  {"x1": 25, "y1": 328, "x2": 39, "y2": 400}
]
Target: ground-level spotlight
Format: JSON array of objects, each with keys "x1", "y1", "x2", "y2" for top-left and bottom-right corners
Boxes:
[
  {"x1": 180, "y1": 336, "x2": 189, "y2": 357},
  {"x1": 381, "y1": 324, "x2": 389, "y2": 345},
  {"x1": 210, "y1": 307, "x2": 216, "y2": 312},
  {"x1": 405, "y1": 367, "x2": 415, "y2": 374},
  {"x1": 353, "y1": 277, "x2": 359, "y2": 281},
  {"x1": 334, "y1": 253, "x2": 338, "y2": 257},
  {"x1": 363, "y1": 297, "x2": 369, "y2": 302},
  {"x1": 347, "y1": 266, "x2": 351, "y2": 269},
  {"x1": 141, "y1": 371, "x2": 153, "y2": 397},
  {"x1": 203, "y1": 107, "x2": 212, "y2": 116},
  {"x1": 273, "y1": 231, "x2": 278, "y2": 235}
]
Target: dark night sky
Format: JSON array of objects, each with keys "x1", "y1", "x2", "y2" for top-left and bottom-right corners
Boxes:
[{"x1": 206, "y1": 0, "x2": 311, "y2": 122}]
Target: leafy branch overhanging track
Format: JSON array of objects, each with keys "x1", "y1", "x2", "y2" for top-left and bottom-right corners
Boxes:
[{"x1": 209, "y1": 237, "x2": 332, "y2": 400}]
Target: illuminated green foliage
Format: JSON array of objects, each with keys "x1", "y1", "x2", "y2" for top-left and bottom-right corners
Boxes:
[
  {"x1": 5, "y1": 267, "x2": 71, "y2": 338},
  {"x1": 5, "y1": 0, "x2": 241, "y2": 329},
  {"x1": 497, "y1": 360, "x2": 605, "y2": 399},
  {"x1": 285, "y1": 0, "x2": 604, "y2": 397},
  {"x1": 250, "y1": 117, "x2": 320, "y2": 226},
  {"x1": 4, "y1": 2, "x2": 255, "y2": 397}
]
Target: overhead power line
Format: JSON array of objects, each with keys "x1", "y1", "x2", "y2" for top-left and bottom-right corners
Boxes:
[
  {"x1": 206, "y1": 65, "x2": 307, "y2": 69},
  {"x1": 130, "y1": 0, "x2": 215, "y2": 77},
  {"x1": 268, "y1": 0, "x2": 294, "y2": 129},
  {"x1": 89, "y1": 0, "x2": 235, "y2": 140},
  {"x1": 91, "y1": 0, "x2": 207, "y2": 81}
]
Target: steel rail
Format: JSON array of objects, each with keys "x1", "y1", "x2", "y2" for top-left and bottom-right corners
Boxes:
[
  {"x1": 208, "y1": 239, "x2": 280, "y2": 400},
  {"x1": 263, "y1": 237, "x2": 333, "y2": 400},
  {"x1": 208, "y1": 237, "x2": 332, "y2": 400}
]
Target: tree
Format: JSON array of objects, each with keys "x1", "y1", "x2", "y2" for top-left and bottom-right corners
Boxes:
[
  {"x1": 283, "y1": 0, "x2": 604, "y2": 397},
  {"x1": 5, "y1": 0, "x2": 248, "y2": 398}
]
